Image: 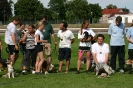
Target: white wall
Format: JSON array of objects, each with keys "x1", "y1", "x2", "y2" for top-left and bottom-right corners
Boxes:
[{"x1": 108, "y1": 14, "x2": 133, "y2": 23}]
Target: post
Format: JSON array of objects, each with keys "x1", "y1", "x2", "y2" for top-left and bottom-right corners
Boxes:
[{"x1": 4, "y1": 10, "x2": 5, "y2": 25}]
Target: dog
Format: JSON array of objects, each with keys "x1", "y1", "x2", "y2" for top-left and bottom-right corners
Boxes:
[
  {"x1": 126, "y1": 59, "x2": 133, "y2": 74},
  {"x1": 7, "y1": 61, "x2": 14, "y2": 78},
  {"x1": 0, "y1": 59, "x2": 10, "y2": 72},
  {"x1": 41, "y1": 60, "x2": 55, "y2": 74},
  {"x1": 95, "y1": 63, "x2": 113, "y2": 78}
]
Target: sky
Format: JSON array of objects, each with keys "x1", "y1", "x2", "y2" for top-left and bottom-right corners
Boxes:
[{"x1": 12, "y1": 0, "x2": 133, "y2": 13}]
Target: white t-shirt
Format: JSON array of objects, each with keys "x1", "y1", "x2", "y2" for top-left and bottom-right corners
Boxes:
[
  {"x1": 5, "y1": 22, "x2": 19, "y2": 45},
  {"x1": 91, "y1": 43, "x2": 110, "y2": 63},
  {"x1": 34, "y1": 30, "x2": 44, "y2": 45},
  {"x1": 57, "y1": 30, "x2": 75, "y2": 48},
  {"x1": 78, "y1": 28, "x2": 95, "y2": 47}
]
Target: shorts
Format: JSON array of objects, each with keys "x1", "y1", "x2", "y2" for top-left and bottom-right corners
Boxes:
[
  {"x1": 19, "y1": 43, "x2": 26, "y2": 55},
  {"x1": 35, "y1": 45, "x2": 43, "y2": 53},
  {"x1": 44, "y1": 43, "x2": 52, "y2": 56},
  {"x1": 128, "y1": 49, "x2": 133, "y2": 60},
  {"x1": 58, "y1": 48, "x2": 71, "y2": 61},
  {"x1": 79, "y1": 46, "x2": 91, "y2": 51},
  {"x1": 8, "y1": 45, "x2": 19, "y2": 55}
]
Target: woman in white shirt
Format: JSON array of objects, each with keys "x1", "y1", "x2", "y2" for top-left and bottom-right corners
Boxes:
[
  {"x1": 76, "y1": 21, "x2": 96, "y2": 74},
  {"x1": 34, "y1": 21, "x2": 47, "y2": 74}
]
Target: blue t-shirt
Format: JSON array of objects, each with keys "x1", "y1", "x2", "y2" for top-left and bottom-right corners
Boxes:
[
  {"x1": 126, "y1": 27, "x2": 133, "y2": 49},
  {"x1": 108, "y1": 23, "x2": 126, "y2": 46}
]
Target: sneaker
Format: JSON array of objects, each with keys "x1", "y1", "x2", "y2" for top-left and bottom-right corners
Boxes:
[
  {"x1": 22, "y1": 70, "x2": 27, "y2": 75},
  {"x1": 112, "y1": 70, "x2": 116, "y2": 74},
  {"x1": 86, "y1": 70, "x2": 91, "y2": 74},
  {"x1": 32, "y1": 70, "x2": 35, "y2": 74},
  {"x1": 119, "y1": 69, "x2": 124, "y2": 74},
  {"x1": 75, "y1": 70, "x2": 80, "y2": 74}
]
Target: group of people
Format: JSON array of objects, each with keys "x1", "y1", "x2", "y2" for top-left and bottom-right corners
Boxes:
[{"x1": 2, "y1": 15, "x2": 133, "y2": 77}]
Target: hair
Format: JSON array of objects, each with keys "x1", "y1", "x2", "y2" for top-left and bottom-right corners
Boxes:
[
  {"x1": 80, "y1": 21, "x2": 89, "y2": 35},
  {"x1": 36, "y1": 21, "x2": 44, "y2": 29},
  {"x1": 61, "y1": 21, "x2": 68, "y2": 29},
  {"x1": 97, "y1": 34, "x2": 105, "y2": 40},
  {"x1": 20, "y1": 22, "x2": 25, "y2": 26},
  {"x1": 13, "y1": 16, "x2": 20, "y2": 22},
  {"x1": 115, "y1": 16, "x2": 122, "y2": 23},
  {"x1": 28, "y1": 24, "x2": 35, "y2": 29},
  {"x1": 39, "y1": 15, "x2": 47, "y2": 21}
]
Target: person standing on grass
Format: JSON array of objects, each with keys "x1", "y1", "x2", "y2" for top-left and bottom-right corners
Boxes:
[
  {"x1": 75, "y1": 21, "x2": 96, "y2": 74},
  {"x1": 57, "y1": 22, "x2": 75, "y2": 73},
  {"x1": 39, "y1": 16, "x2": 57, "y2": 70},
  {"x1": 19, "y1": 25, "x2": 37, "y2": 74},
  {"x1": 0, "y1": 39, "x2": 2, "y2": 59},
  {"x1": 4, "y1": 17, "x2": 20, "y2": 65},
  {"x1": 108, "y1": 16, "x2": 126, "y2": 74},
  {"x1": 126, "y1": 20, "x2": 133, "y2": 74},
  {"x1": 35, "y1": 21, "x2": 48, "y2": 74},
  {"x1": 17, "y1": 22, "x2": 28, "y2": 67}
]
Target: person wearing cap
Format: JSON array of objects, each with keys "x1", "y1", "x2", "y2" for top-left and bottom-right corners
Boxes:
[{"x1": 108, "y1": 16, "x2": 126, "y2": 74}]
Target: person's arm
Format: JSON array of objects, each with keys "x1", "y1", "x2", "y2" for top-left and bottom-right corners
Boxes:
[
  {"x1": 51, "y1": 33, "x2": 57, "y2": 45},
  {"x1": 92, "y1": 52, "x2": 98, "y2": 63},
  {"x1": 0, "y1": 41, "x2": 2, "y2": 51},
  {"x1": 11, "y1": 33, "x2": 19, "y2": 50},
  {"x1": 127, "y1": 37, "x2": 133, "y2": 43},
  {"x1": 104, "y1": 53, "x2": 109, "y2": 63},
  {"x1": 19, "y1": 33, "x2": 27, "y2": 42},
  {"x1": 36, "y1": 35, "x2": 47, "y2": 43},
  {"x1": 71, "y1": 39, "x2": 74, "y2": 44}
]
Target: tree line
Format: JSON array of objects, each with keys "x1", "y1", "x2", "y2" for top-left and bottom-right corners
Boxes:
[{"x1": 0, "y1": 0, "x2": 130, "y2": 24}]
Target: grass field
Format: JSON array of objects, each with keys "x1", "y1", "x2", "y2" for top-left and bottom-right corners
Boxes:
[{"x1": 0, "y1": 34, "x2": 132, "y2": 88}]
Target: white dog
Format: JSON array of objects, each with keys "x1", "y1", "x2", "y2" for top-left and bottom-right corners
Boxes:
[{"x1": 7, "y1": 62, "x2": 14, "y2": 78}]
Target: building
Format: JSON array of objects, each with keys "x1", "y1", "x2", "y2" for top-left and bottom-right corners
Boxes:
[{"x1": 100, "y1": 8, "x2": 129, "y2": 23}]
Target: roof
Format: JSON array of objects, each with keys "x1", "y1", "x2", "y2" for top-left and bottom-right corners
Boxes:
[{"x1": 102, "y1": 8, "x2": 123, "y2": 14}]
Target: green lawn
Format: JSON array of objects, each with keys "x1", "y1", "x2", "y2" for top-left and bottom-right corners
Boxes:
[{"x1": 0, "y1": 34, "x2": 132, "y2": 88}]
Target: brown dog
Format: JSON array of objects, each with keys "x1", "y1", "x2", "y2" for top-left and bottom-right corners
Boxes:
[
  {"x1": 41, "y1": 60, "x2": 55, "y2": 74},
  {"x1": 0, "y1": 59, "x2": 9, "y2": 72}
]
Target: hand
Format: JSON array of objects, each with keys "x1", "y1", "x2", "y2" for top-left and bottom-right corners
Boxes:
[
  {"x1": 15, "y1": 45, "x2": 19, "y2": 50},
  {"x1": 54, "y1": 41, "x2": 57, "y2": 45}
]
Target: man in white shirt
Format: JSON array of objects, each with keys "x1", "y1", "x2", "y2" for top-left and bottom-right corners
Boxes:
[
  {"x1": 57, "y1": 22, "x2": 75, "y2": 73},
  {"x1": 5, "y1": 17, "x2": 20, "y2": 65},
  {"x1": 91, "y1": 34, "x2": 109, "y2": 64}
]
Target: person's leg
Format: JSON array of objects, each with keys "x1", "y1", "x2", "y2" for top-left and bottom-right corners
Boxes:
[
  {"x1": 110, "y1": 46, "x2": 118, "y2": 71},
  {"x1": 58, "y1": 60, "x2": 63, "y2": 71},
  {"x1": 118, "y1": 45, "x2": 125, "y2": 71},
  {"x1": 86, "y1": 51, "x2": 91, "y2": 71},
  {"x1": 77, "y1": 50, "x2": 84, "y2": 71},
  {"x1": 65, "y1": 48, "x2": 71, "y2": 73},
  {"x1": 31, "y1": 49, "x2": 37, "y2": 70},
  {"x1": 36, "y1": 51, "x2": 45, "y2": 73},
  {"x1": 22, "y1": 49, "x2": 31, "y2": 70},
  {"x1": 57, "y1": 48, "x2": 64, "y2": 72},
  {"x1": 35, "y1": 56, "x2": 40, "y2": 72}
]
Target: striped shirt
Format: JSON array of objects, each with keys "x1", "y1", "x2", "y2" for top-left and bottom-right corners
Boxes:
[{"x1": 26, "y1": 32, "x2": 35, "y2": 49}]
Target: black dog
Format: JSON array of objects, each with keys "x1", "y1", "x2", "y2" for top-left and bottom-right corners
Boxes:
[{"x1": 83, "y1": 31, "x2": 95, "y2": 44}]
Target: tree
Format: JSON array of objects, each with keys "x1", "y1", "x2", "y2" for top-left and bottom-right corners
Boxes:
[
  {"x1": 48, "y1": 0, "x2": 67, "y2": 20},
  {"x1": 89, "y1": 3, "x2": 102, "y2": 23},
  {"x1": 66, "y1": 0, "x2": 91, "y2": 21},
  {"x1": 14, "y1": 0, "x2": 45, "y2": 22},
  {"x1": 0, "y1": 0, "x2": 12, "y2": 24},
  {"x1": 106, "y1": 4, "x2": 117, "y2": 9}
]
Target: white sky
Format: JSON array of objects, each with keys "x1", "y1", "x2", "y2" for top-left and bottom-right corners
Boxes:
[{"x1": 12, "y1": 0, "x2": 133, "y2": 13}]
